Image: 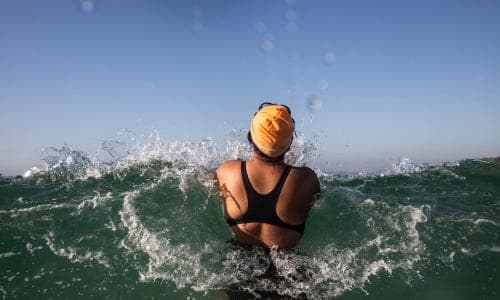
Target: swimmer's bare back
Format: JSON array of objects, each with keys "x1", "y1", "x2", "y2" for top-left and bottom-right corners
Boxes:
[{"x1": 215, "y1": 157, "x2": 320, "y2": 249}]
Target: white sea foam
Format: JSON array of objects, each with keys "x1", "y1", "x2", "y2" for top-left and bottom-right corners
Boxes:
[
  {"x1": 104, "y1": 220, "x2": 117, "y2": 232},
  {"x1": 363, "y1": 199, "x2": 375, "y2": 205},
  {"x1": 0, "y1": 203, "x2": 72, "y2": 215},
  {"x1": 461, "y1": 246, "x2": 500, "y2": 256},
  {"x1": 43, "y1": 231, "x2": 110, "y2": 268},
  {"x1": 116, "y1": 179, "x2": 429, "y2": 298},
  {"x1": 118, "y1": 190, "x2": 220, "y2": 290},
  {"x1": 453, "y1": 218, "x2": 499, "y2": 227},
  {"x1": 132, "y1": 192, "x2": 427, "y2": 298},
  {"x1": 26, "y1": 242, "x2": 43, "y2": 254},
  {"x1": 0, "y1": 252, "x2": 21, "y2": 259},
  {"x1": 74, "y1": 192, "x2": 113, "y2": 214},
  {"x1": 473, "y1": 218, "x2": 498, "y2": 227}
]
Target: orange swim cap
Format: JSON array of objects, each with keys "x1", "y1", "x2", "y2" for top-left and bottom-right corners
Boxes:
[{"x1": 250, "y1": 104, "x2": 294, "y2": 158}]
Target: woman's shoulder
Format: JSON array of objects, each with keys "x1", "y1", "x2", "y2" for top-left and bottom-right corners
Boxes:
[
  {"x1": 289, "y1": 165, "x2": 321, "y2": 192},
  {"x1": 216, "y1": 160, "x2": 241, "y2": 175},
  {"x1": 289, "y1": 165, "x2": 318, "y2": 178}
]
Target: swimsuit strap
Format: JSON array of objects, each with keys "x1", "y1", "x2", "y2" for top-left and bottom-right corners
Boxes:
[
  {"x1": 241, "y1": 160, "x2": 291, "y2": 198},
  {"x1": 225, "y1": 161, "x2": 305, "y2": 234}
]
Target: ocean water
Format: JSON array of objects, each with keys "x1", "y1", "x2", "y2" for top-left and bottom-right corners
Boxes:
[{"x1": 1, "y1": 131, "x2": 499, "y2": 299}]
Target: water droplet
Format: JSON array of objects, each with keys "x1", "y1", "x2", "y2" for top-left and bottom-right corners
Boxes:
[
  {"x1": 192, "y1": 21, "x2": 203, "y2": 32},
  {"x1": 318, "y1": 79, "x2": 328, "y2": 90},
  {"x1": 323, "y1": 51, "x2": 336, "y2": 65},
  {"x1": 286, "y1": 0, "x2": 297, "y2": 6},
  {"x1": 306, "y1": 95, "x2": 322, "y2": 112},
  {"x1": 261, "y1": 39, "x2": 274, "y2": 52},
  {"x1": 80, "y1": 0, "x2": 94, "y2": 14},
  {"x1": 286, "y1": 22, "x2": 298, "y2": 33},
  {"x1": 255, "y1": 21, "x2": 266, "y2": 33},
  {"x1": 286, "y1": 10, "x2": 297, "y2": 22},
  {"x1": 192, "y1": 5, "x2": 203, "y2": 17}
]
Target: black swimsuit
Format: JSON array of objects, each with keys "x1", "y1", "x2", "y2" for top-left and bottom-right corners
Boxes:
[{"x1": 225, "y1": 161, "x2": 306, "y2": 235}]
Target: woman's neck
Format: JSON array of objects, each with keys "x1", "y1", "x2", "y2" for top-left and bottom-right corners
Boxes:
[{"x1": 251, "y1": 152, "x2": 285, "y2": 166}]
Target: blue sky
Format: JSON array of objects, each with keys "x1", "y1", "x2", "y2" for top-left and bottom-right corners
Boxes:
[{"x1": 1, "y1": 0, "x2": 500, "y2": 175}]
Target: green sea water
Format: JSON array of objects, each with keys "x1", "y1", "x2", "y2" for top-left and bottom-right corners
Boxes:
[{"x1": 1, "y1": 133, "x2": 499, "y2": 299}]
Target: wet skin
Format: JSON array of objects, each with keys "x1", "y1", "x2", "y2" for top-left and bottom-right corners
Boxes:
[{"x1": 215, "y1": 153, "x2": 320, "y2": 249}]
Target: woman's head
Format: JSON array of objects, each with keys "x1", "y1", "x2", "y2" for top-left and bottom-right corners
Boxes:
[{"x1": 248, "y1": 102, "x2": 295, "y2": 160}]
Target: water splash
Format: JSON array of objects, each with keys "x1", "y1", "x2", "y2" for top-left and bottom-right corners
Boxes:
[
  {"x1": 307, "y1": 94, "x2": 322, "y2": 112},
  {"x1": 5, "y1": 154, "x2": 499, "y2": 298},
  {"x1": 286, "y1": 10, "x2": 297, "y2": 22},
  {"x1": 390, "y1": 157, "x2": 422, "y2": 175},
  {"x1": 192, "y1": 21, "x2": 203, "y2": 33},
  {"x1": 318, "y1": 79, "x2": 329, "y2": 90},
  {"x1": 255, "y1": 21, "x2": 266, "y2": 33},
  {"x1": 323, "y1": 51, "x2": 336, "y2": 65},
  {"x1": 23, "y1": 129, "x2": 317, "y2": 186},
  {"x1": 17, "y1": 131, "x2": 485, "y2": 298},
  {"x1": 80, "y1": 0, "x2": 94, "y2": 14},
  {"x1": 112, "y1": 172, "x2": 429, "y2": 299},
  {"x1": 192, "y1": 5, "x2": 203, "y2": 17},
  {"x1": 260, "y1": 39, "x2": 274, "y2": 52}
]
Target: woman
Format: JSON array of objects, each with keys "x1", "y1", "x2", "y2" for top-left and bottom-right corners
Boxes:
[{"x1": 216, "y1": 103, "x2": 320, "y2": 249}]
